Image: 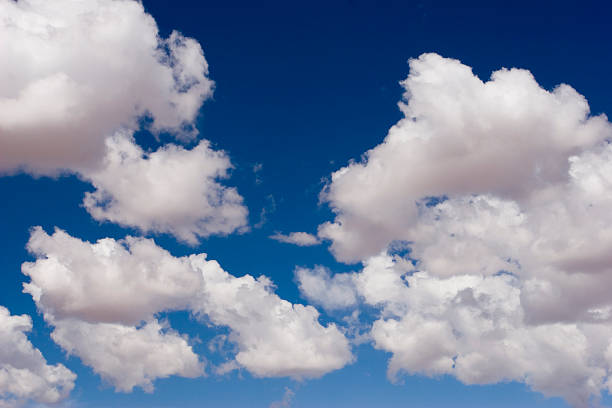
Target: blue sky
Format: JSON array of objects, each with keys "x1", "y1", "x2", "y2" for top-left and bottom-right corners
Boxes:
[{"x1": 1, "y1": 0, "x2": 612, "y2": 407}]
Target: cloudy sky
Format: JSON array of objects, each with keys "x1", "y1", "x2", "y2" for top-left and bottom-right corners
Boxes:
[{"x1": 1, "y1": 0, "x2": 611, "y2": 407}]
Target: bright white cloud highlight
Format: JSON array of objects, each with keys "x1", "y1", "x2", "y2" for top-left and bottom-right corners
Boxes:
[
  {"x1": 0, "y1": 0, "x2": 213, "y2": 175},
  {"x1": 0, "y1": 306, "x2": 75, "y2": 406},
  {"x1": 270, "y1": 232, "x2": 320, "y2": 247},
  {"x1": 82, "y1": 132, "x2": 248, "y2": 244},
  {"x1": 311, "y1": 54, "x2": 612, "y2": 407},
  {"x1": 23, "y1": 227, "x2": 352, "y2": 390}
]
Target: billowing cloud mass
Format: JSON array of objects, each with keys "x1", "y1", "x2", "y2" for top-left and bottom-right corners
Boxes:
[
  {"x1": 0, "y1": 306, "x2": 75, "y2": 407},
  {"x1": 23, "y1": 227, "x2": 352, "y2": 391},
  {"x1": 320, "y1": 53, "x2": 612, "y2": 263},
  {"x1": 270, "y1": 232, "x2": 320, "y2": 246},
  {"x1": 0, "y1": 0, "x2": 213, "y2": 175},
  {"x1": 82, "y1": 132, "x2": 248, "y2": 244},
  {"x1": 0, "y1": 0, "x2": 248, "y2": 242},
  {"x1": 308, "y1": 54, "x2": 612, "y2": 407}
]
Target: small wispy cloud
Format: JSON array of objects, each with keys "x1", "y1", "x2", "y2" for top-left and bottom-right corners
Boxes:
[
  {"x1": 270, "y1": 232, "x2": 320, "y2": 247},
  {"x1": 269, "y1": 387, "x2": 295, "y2": 408}
]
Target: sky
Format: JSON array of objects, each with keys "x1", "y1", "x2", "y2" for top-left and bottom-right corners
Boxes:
[{"x1": 1, "y1": 0, "x2": 612, "y2": 407}]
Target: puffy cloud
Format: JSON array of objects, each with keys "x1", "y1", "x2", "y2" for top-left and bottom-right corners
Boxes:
[
  {"x1": 320, "y1": 53, "x2": 612, "y2": 263},
  {"x1": 51, "y1": 319, "x2": 203, "y2": 392},
  {"x1": 82, "y1": 132, "x2": 248, "y2": 244},
  {"x1": 295, "y1": 266, "x2": 357, "y2": 311},
  {"x1": 193, "y1": 259, "x2": 353, "y2": 379},
  {"x1": 311, "y1": 54, "x2": 612, "y2": 407},
  {"x1": 0, "y1": 0, "x2": 247, "y2": 242},
  {"x1": 270, "y1": 232, "x2": 320, "y2": 247},
  {"x1": 23, "y1": 226, "x2": 204, "y2": 325},
  {"x1": 0, "y1": 306, "x2": 75, "y2": 406},
  {"x1": 23, "y1": 227, "x2": 352, "y2": 389},
  {"x1": 23, "y1": 227, "x2": 206, "y2": 391},
  {"x1": 0, "y1": 0, "x2": 213, "y2": 175}
]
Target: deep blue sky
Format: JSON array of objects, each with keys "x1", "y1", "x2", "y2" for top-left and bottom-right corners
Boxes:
[{"x1": 2, "y1": 0, "x2": 611, "y2": 406}]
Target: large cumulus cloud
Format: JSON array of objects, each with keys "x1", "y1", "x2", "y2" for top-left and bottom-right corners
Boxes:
[
  {"x1": 319, "y1": 53, "x2": 612, "y2": 263},
  {"x1": 23, "y1": 227, "x2": 353, "y2": 391},
  {"x1": 0, "y1": 0, "x2": 213, "y2": 175},
  {"x1": 0, "y1": 0, "x2": 248, "y2": 242},
  {"x1": 305, "y1": 54, "x2": 612, "y2": 407}
]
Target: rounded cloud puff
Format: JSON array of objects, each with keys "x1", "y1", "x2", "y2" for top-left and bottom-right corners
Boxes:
[{"x1": 0, "y1": 0, "x2": 213, "y2": 175}]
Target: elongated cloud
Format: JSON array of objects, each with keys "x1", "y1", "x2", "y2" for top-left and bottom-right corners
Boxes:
[
  {"x1": 82, "y1": 132, "x2": 248, "y2": 244},
  {"x1": 0, "y1": 0, "x2": 213, "y2": 175},
  {"x1": 308, "y1": 54, "x2": 612, "y2": 407},
  {"x1": 0, "y1": 306, "x2": 75, "y2": 407},
  {"x1": 23, "y1": 227, "x2": 353, "y2": 390},
  {"x1": 270, "y1": 232, "x2": 320, "y2": 247}
]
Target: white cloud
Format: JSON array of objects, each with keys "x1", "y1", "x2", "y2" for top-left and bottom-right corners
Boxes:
[
  {"x1": 311, "y1": 53, "x2": 612, "y2": 407},
  {"x1": 295, "y1": 266, "x2": 357, "y2": 311},
  {"x1": 270, "y1": 232, "x2": 320, "y2": 247},
  {"x1": 0, "y1": 0, "x2": 213, "y2": 175},
  {"x1": 51, "y1": 319, "x2": 203, "y2": 393},
  {"x1": 193, "y1": 258, "x2": 353, "y2": 379},
  {"x1": 82, "y1": 132, "x2": 248, "y2": 244},
  {"x1": 0, "y1": 306, "x2": 75, "y2": 406},
  {"x1": 23, "y1": 227, "x2": 353, "y2": 389},
  {"x1": 23, "y1": 226, "x2": 204, "y2": 325},
  {"x1": 0, "y1": 0, "x2": 248, "y2": 242},
  {"x1": 320, "y1": 53, "x2": 612, "y2": 263}
]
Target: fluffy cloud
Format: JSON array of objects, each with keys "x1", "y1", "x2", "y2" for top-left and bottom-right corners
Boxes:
[
  {"x1": 51, "y1": 319, "x2": 203, "y2": 393},
  {"x1": 82, "y1": 132, "x2": 248, "y2": 244},
  {"x1": 270, "y1": 232, "x2": 320, "y2": 246},
  {"x1": 0, "y1": 306, "x2": 75, "y2": 406},
  {"x1": 0, "y1": 0, "x2": 213, "y2": 175},
  {"x1": 295, "y1": 266, "x2": 357, "y2": 311},
  {"x1": 23, "y1": 227, "x2": 352, "y2": 390},
  {"x1": 320, "y1": 53, "x2": 612, "y2": 263},
  {"x1": 23, "y1": 226, "x2": 204, "y2": 325},
  {"x1": 193, "y1": 259, "x2": 353, "y2": 378},
  {"x1": 310, "y1": 54, "x2": 612, "y2": 407},
  {"x1": 0, "y1": 0, "x2": 248, "y2": 242}
]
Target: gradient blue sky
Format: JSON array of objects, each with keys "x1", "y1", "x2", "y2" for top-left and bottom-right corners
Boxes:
[{"x1": 2, "y1": 0, "x2": 612, "y2": 407}]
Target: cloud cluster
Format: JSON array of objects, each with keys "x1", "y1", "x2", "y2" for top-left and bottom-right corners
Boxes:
[
  {"x1": 0, "y1": 306, "x2": 75, "y2": 407},
  {"x1": 270, "y1": 232, "x2": 320, "y2": 247},
  {"x1": 320, "y1": 53, "x2": 612, "y2": 263},
  {"x1": 23, "y1": 227, "x2": 352, "y2": 391},
  {"x1": 82, "y1": 132, "x2": 248, "y2": 244},
  {"x1": 0, "y1": 0, "x2": 247, "y2": 243},
  {"x1": 307, "y1": 54, "x2": 612, "y2": 407},
  {"x1": 0, "y1": 0, "x2": 213, "y2": 175}
]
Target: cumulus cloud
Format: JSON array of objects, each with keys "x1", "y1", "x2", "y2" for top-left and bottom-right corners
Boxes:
[
  {"x1": 320, "y1": 53, "x2": 612, "y2": 263},
  {"x1": 270, "y1": 232, "x2": 320, "y2": 247},
  {"x1": 51, "y1": 319, "x2": 203, "y2": 393},
  {"x1": 0, "y1": 0, "x2": 213, "y2": 175},
  {"x1": 82, "y1": 132, "x2": 248, "y2": 244},
  {"x1": 310, "y1": 54, "x2": 612, "y2": 407},
  {"x1": 0, "y1": 306, "x2": 75, "y2": 406},
  {"x1": 0, "y1": 0, "x2": 248, "y2": 242},
  {"x1": 23, "y1": 227, "x2": 352, "y2": 390},
  {"x1": 295, "y1": 266, "x2": 357, "y2": 311},
  {"x1": 192, "y1": 259, "x2": 353, "y2": 379}
]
